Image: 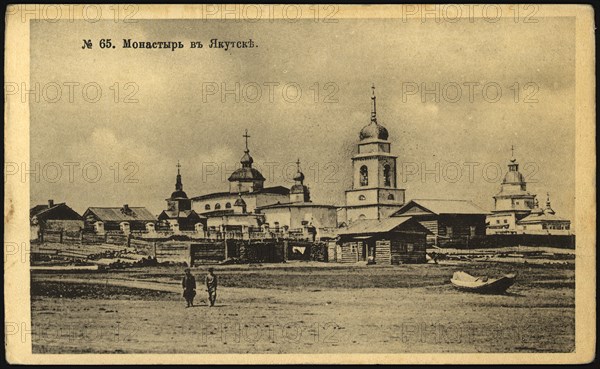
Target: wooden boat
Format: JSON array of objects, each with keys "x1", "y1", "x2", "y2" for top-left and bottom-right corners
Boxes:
[{"x1": 450, "y1": 271, "x2": 516, "y2": 294}]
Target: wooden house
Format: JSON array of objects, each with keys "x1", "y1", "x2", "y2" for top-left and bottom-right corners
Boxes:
[
  {"x1": 30, "y1": 200, "x2": 84, "y2": 241},
  {"x1": 83, "y1": 205, "x2": 157, "y2": 233},
  {"x1": 392, "y1": 199, "x2": 489, "y2": 247},
  {"x1": 336, "y1": 216, "x2": 430, "y2": 264}
]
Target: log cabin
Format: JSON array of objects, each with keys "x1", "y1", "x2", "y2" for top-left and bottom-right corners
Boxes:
[
  {"x1": 392, "y1": 199, "x2": 489, "y2": 247},
  {"x1": 336, "y1": 216, "x2": 431, "y2": 264}
]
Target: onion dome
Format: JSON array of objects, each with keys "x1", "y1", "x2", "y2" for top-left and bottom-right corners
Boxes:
[
  {"x1": 293, "y1": 170, "x2": 305, "y2": 182},
  {"x1": 240, "y1": 151, "x2": 254, "y2": 166},
  {"x1": 359, "y1": 84, "x2": 389, "y2": 141}
]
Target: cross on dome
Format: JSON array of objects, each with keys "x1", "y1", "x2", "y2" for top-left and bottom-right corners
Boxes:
[{"x1": 243, "y1": 129, "x2": 251, "y2": 153}]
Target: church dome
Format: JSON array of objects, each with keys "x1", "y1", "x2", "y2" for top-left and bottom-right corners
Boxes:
[
  {"x1": 240, "y1": 152, "x2": 253, "y2": 166},
  {"x1": 293, "y1": 170, "x2": 305, "y2": 182},
  {"x1": 228, "y1": 167, "x2": 265, "y2": 182},
  {"x1": 170, "y1": 190, "x2": 188, "y2": 199},
  {"x1": 359, "y1": 122, "x2": 389, "y2": 141}
]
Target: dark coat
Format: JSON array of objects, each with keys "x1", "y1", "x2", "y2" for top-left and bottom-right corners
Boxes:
[
  {"x1": 182, "y1": 274, "x2": 196, "y2": 290},
  {"x1": 182, "y1": 274, "x2": 196, "y2": 299}
]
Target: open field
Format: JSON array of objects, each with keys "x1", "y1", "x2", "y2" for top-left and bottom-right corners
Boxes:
[{"x1": 30, "y1": 261, "x2": 574, "y2": 354}]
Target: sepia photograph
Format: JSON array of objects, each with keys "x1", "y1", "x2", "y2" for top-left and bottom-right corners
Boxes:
[{"x1": 4, "y1": 4, "x2": 595, "y2": 365}]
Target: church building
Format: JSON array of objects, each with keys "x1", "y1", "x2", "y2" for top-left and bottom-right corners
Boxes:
[
  {"x1": 340, "y1": 85, "x2": 406, "y2": 224},
  {"x1": 256, "y1": 159, "x2": 338, "y2": 237},
  {"x1": 486, "y1": 150, "x2": 571, "y2": 235},
  {"x1": 191, "y1": 130, "x2": 291, "y2": 216}
]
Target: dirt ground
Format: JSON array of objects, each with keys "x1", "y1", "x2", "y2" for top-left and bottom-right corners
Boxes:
[{"x1": 30, "y1": 261, "x2": 574, "y2": 353}]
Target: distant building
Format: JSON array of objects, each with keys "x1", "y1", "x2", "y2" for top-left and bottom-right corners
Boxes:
[
  {"x1": 336, "y1": 217, "x2": 430, "y2": 264},
  {"x1": 516, "y1": 194, "x2": 572, "y2": 234},
  {"x1": 205, "y1": 192, "x2": 265, "y2": 237},
  {"x1": 30, "y1": 199, "x2": 83, "y2": 241},
  {"x1": 486, "y1": 154, "x2": 536, "y2": 232},
  {"x1": 392, "y1": 199, "x2": 488, "y2": 246},
  {"x1": 339, "y1": 85, "x2": 406, "y2": 224},
  {"x1": 257, "y1": 159, "x2": 338, "y2": 238},
  {"x1": 486, "y1": 151, "x2": 571, "y2": 235},
  {"x1": 158, "y1": 162, "x2": 205, "y2": 231},
  {"x1": 83, "y1": 205, "x2": 157, "y2": 234}
]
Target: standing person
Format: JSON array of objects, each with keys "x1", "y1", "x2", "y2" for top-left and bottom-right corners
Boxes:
[
  {"x1": 205, "y1": 268, "x2": 218, "y2": 307},
  {"x1": 182, "y1": 268, "x2": 196, "y2": 308}
]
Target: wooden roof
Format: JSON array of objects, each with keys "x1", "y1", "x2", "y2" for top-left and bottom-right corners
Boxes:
[
  {"x1": 337, "y1": 216, "x2": 431, "y2": 236},
  {"x1": 85, "y1": 207, "x2": 156, "y2": 222},
  {"x1": 394, "y1": 199, "x2": 489, "y2": 216}
]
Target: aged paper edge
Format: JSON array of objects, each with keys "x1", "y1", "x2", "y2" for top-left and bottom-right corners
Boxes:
[{"x1": 4, "y1": 4, "x2": 596, "y2": 365}]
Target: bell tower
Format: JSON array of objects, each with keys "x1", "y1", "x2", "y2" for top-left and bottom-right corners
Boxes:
[
  {"x1": 344, "y1": 85, "x2": 406, "y2": 223},
  {"x1": 166, "y1": 161, "x2": 191, "y2": 212}
]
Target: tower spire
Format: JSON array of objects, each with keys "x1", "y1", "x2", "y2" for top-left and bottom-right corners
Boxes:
[
  {"x1": 371, "y1": 83, "x2": 377, "y2": 123},
  {"x1": 545, "y1": 192, "x2": 555, "y2": 214},
  {"x1": 175, "y1": 160, "x2": 183, "y2": 191}
]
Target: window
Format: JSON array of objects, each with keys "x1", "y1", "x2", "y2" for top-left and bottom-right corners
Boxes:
[
  {"x1": 215, "y1": 203, "x2": 221, "y2": 210},
  {"x1": 360, "y1": 165, "x2": 368, "y2": 186},
  {"x1": 406, "y1": 243, "x2": 414, "y2": 252},
  {"x1": 387, "y1": 194, "x2": 394, "y2": 200},
  {"x1": 383, "y1": 164, "x2": 391, "y2": 187},
  {"x1": 225, "y1": 202, "x2": 231, "y2": 209},
  {"x1": 470, "y1": 226, "x2": 476, "y2": 237},
  {"x1": 358, "y1": 195, "x2": 366, "y2": 201},
  {"x1": 205, "y1": 204, "x2": 211, "y2": 210},
  {"x1": 446, "y1": 227, "x2": 453, "y2": 237},
  {"x1": 503, "y1": 219, "x2": 508, "y2": 224},
  {"x1": 496, "y1": 220, "x2": 500, "y2": 224}
]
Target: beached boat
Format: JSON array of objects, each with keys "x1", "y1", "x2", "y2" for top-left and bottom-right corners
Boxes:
[{"x1": 450, "y1": 271, "x2": 516, "y2": 294}]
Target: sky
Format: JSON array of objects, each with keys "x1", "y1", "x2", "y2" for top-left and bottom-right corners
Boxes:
[{"x1": 29, "y1": 17, "x2": 576, "y2": 226}]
